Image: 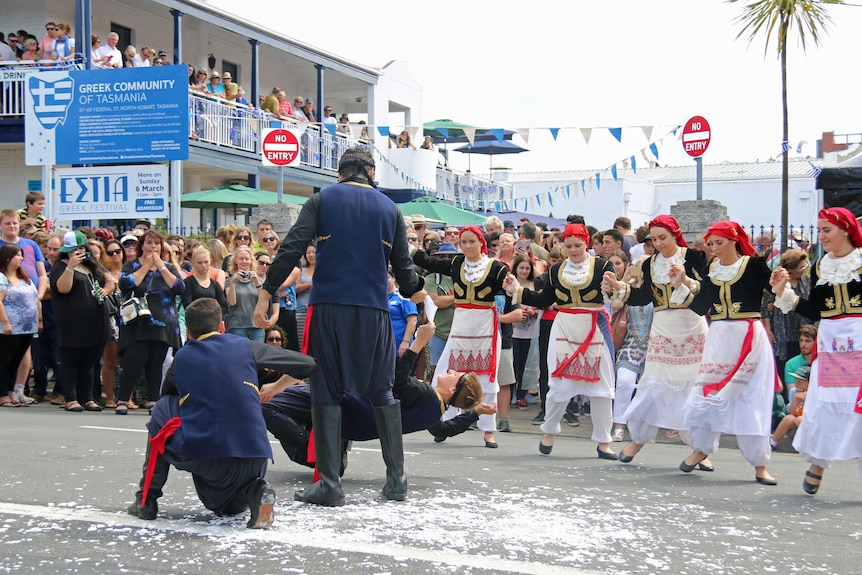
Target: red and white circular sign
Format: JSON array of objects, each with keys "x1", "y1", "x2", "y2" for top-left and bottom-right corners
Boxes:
[
  {"x1": 262, "y1": 128, "x2": 301, "y2": 167},
  {"x1": 682, "y1": 116, "x2": 711, "y2": 158}
]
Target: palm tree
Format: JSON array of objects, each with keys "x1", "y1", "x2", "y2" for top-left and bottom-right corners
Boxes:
[{"x1": 728, "y1": 0, "x2": 842, "y2": 251}]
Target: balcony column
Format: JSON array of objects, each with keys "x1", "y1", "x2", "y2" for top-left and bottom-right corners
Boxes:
[
  {"x1": 315, "y1": 64, "x2": 324, "y2": 123},
  {"x1": 249, "y1": 39, "x2": 260, "y2": 111},
  {"x1": 171, "y1": 9, "x2": 183, "y2": 64},
  {"x1": 74, "y1": 0, "x2": 92, "y2": 69}
]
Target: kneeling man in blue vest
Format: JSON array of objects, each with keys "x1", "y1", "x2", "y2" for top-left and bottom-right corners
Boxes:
[{"x1": 126, "y1": 297, "x2": 316, "y2": 528}]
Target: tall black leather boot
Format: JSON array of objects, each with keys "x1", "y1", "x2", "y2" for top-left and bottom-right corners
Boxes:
[
  {"x1": 373, "y1": 401, "x2": 407, "y2": 501},
  {"x1": 270, "y1": 415, "x2": 312, "y2": 467},
  {"x1": 294, "y1": 406, "x2": 346, "y2": 506},
  {"x1": 127, "y1": 437, "x2": 170, "y2": 520}
]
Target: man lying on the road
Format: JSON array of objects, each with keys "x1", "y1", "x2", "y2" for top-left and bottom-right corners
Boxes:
[{"x1": 261, "y1": 322, "x2": 496, "y2": 474}]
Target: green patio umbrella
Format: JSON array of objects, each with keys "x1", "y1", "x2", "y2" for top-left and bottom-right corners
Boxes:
[
  {"x1": 398, "y1": 197, "x2": 486, "y2": 227},
  {"x1": 423, "y1": 119, "x2": 476, "y2": 140},
  {"x1": 180, "y1": 185, "x2": 308, "y2": 209}
]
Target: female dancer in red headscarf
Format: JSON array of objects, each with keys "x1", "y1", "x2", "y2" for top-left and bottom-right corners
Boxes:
[
  {"x1": 602, "y1": 215, "x2": 712, "y2": 467},
  {"x1": 675, "y1": 220, "x2": 777, "y2": 485},
  {"x1": 413, "y1": 225, "x2": 513, "y2": 448},
  {"x1": 771, "y1": 207, "x2": 862, "y2": 494},
  {"x1": 505, "y1": 224, "x2": 619, "y2": 459}
]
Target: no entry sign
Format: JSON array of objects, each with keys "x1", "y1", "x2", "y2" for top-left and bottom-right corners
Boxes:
[
  {"x1": 262, "y1": 128, "x2": 301, "y2": 167},
  {"x1": 682, "y1": 116, "x2": 711, "y2": 158}
]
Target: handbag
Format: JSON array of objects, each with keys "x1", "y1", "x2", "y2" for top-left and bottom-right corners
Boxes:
[
  {"x1": 120, "y1": 295, "x2": 151, "y2": 325},
  {"x1": 611, "y1": 306, "x2": 628, "y2": 351},
  {"x1": 119, "y1": 270, "x2": 153, "y2": 325}
]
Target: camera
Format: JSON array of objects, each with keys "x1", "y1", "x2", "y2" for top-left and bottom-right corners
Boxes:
[{"x1": 83, "y1": 252, "x2": 91, "y2": 259}]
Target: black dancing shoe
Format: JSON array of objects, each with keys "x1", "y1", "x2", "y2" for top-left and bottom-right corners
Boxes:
[{"x1": 596, "y1": 446, "x2": 618, "y2": 461}]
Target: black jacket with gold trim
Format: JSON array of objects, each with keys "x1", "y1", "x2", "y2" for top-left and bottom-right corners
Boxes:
[
  {"x1": 793, "y1": 249, "x2": 862, "y2": 320},
  {"x1": 623, "y1": 248, "x2": 709, "y2": 315},
  {"x1": 694, "y1": 256, "x2": 771, "y2": 322},
  {"x1": 515, "y1": 256, "x2": 613, "y2": 310},
  {"x1": 413, "y1": 251, "x2": 508, "y2": 305}
]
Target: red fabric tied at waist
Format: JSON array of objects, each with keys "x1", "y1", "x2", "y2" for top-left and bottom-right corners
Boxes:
[
  {"x1": 307, "y1": 428, "x2": 320, "y2": 483},
  {"x1": 703, "y1": 319, "x2": 756, "y2": 397},
  {"x1": 551, "y1": 308, "x2": 600, "y2": 379},
  {"x1": 455, "y1": 303, "x2": 499, "y2": 383},
  {"x1": 142, "y1": 416, "x2": 182, "y2": 503},
  {"x1": 301, "y1": 304, "x2": 314, "y2": 356}
]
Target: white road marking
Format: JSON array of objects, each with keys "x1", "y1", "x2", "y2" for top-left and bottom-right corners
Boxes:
[{"x1": 0, "y1": 502, "x2": 598, "y2": 575}]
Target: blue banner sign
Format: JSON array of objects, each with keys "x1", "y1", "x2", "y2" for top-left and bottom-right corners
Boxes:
[{"x1": 25, "y1": 66, "x2": 188, "y2": 165}]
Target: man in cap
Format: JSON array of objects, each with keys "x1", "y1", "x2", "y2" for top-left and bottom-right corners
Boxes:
[
  {"x1": 503, "y1": 220, "x2": 516, "y2": 235},
  {"x1": 154, "y1": 49, "x2": 168, "y2": 65},
  {"x1": 303, "y1": 98, "x2": 316, "y2": 123},
  {"x1": 254, "y1": 147, "x2": 422, "y2": 506}
]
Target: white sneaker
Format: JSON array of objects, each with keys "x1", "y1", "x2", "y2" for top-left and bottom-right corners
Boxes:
[{"x1": 13, "y1": 390, "x2": 36, "y2": 404}]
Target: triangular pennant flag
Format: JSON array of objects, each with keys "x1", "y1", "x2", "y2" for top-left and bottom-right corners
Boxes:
[
  {"x1": 611, "y1": 164, "x2": 618, "y2": 181},
  {"x1": 641, "y1": 149, "x2": 651, "y2": 165},
  {"x1": 649, "y1": 142, "x2": 659, "y2": 160},
  {"x1": 565, "y1": 185, "x2": 571, "y2": 199},
  {"x1": 324, "y1": 123, "x2": 336, "y2": 137},
  {"x1": 536, "y1": 194, "x2": 542, "y2": 208},
  {"x1": 641, "y1": 126, "x2": 654, "y2": 141},
  {"x1": 407, "y1": 126, "x2": 419, "y2": 141},
  {"x1": 491, "y1": 128, "x2": 504, "y2": 142},
  {"x1": 349, "y1": 123, "x2": 360, "y2": 140},
  {"x1": 596, "y1": 173, "x2": 601, "y2": 190},
  {"x1": 631, "y1": 155, "x2": 637, "y2": 174},
  {"x1": 378, "y1": 126, "x2": 390, "y2": 137},
  {"x1": 437, "y1": 128, "x2": 449, "y2": 139},
  {"x1": 518, "y1": 128, "x2": 530, "y2": 144},
  {"x1": 464, "y1": 128, "x2": 476, "y2": 145},
  {"x1": 609, "y1": 127, "x2": 622, "y2": 143},
  {"x1": 580, "y1": 180, "x2": 586, "y2": 196},
  {"x1": 549, "y1": 128, "x2": 560, "y2": 141},
  {"x1": 547, "y1": 192, "x2": 553, "y2": 207},
  {"x1": 580, "y1": 128, "x2": 592, "y2": 145},
  {"x1": 495, "y1": 201, "x2": 500, "y2": 212}
]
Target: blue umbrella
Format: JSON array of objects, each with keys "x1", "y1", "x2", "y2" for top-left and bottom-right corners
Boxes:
[{"x1": 454, "y1": 139, "x2": 529, "y2": 171}]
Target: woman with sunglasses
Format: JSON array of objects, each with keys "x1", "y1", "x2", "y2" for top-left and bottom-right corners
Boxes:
[
  {"x1": 225, "y1": 246, "x2": 277, "y2": 342},
  {"x1": 260, "y1": 230, "x2": 280, "y2": 258},
  {"x1": 98, "y1": 239, "x2": 125, "y2": 408},
  {"x1": 222, "y1": 226, "x2": 253, "y2": 273}
]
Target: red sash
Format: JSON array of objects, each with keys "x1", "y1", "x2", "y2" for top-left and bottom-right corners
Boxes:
[
  {"x1": 301, "y1": 304, "x2": 314, "y2": 355},
  {"x1": 454, "y1": 303, "x2": 499, "y2": 383},
  {"x1": 703, "y1": 319, "x2": 756, "y2": 396},
  {"x1": 141, "y1": 416, "x2": 182, "y2": 503},
  {"x1": 551, "y1": 308, "x2": 600, "y2": 379}
]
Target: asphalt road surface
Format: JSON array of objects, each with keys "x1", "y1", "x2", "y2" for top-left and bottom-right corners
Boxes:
[{"x1": 0, "y1": 403, "x2": 859, "y2": 574}]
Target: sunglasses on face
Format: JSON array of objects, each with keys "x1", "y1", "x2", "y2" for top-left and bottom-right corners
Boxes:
[
  {"x1": 122, "y1": 242, "x2": 137, "y2": 248},
  {"x1": 262, "y1": 237, "x2": 277, "y2": 243},
  {"x1": 106, "y1": 249, "x2": 123, "y2": 256},
  {"x1": 257, "y1": 260, "x2": 271, "y2": 266},
  {"x1": 235, "y1": 235, "x2": 250, "y2": 241},
  {"x1": 407, "y1": 237, "x2": 419, "y2": 243},
  {"x1": 266, "y1": 336, "x2": 282, "y2": 342}
]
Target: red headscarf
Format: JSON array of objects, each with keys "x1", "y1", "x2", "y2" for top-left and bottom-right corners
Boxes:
[
  {"x1": 562, "y1": 223, "x2": 590, "y2": 244},
  {"x1": 459, "y1": 225, "x2": 488, "y2": 255},
  {"x1": 818, "y1": 206, "x2": 862, "y2": 247},
  {"x1": 705, "y1": 220, "x2": 756, "y2": 257},
  {"x1": 647, "y1": 215, "x2": 688, "y2": 248}
]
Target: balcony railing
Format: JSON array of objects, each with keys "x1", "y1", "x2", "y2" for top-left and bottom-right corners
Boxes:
[{"x1": 2, "y1": 61, "x2": 514, "y2": 199}]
